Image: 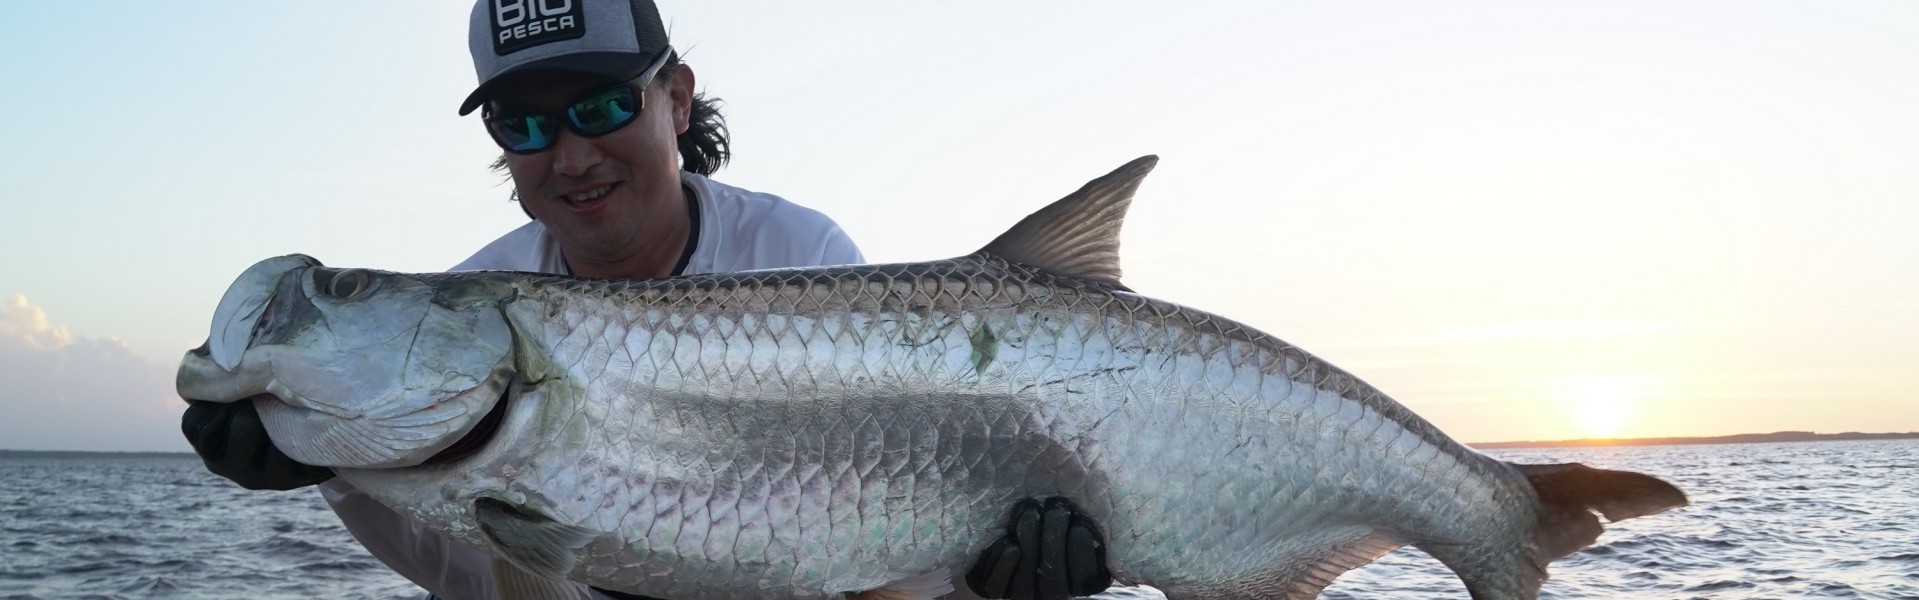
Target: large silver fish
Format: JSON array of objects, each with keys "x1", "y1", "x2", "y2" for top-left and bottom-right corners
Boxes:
[{"x1": 176, "y1": 157, "x2": 1686, "y2": 600}]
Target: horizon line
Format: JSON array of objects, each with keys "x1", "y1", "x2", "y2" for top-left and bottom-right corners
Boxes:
[{"x1": 5, "y1": 430, "x2": 1917, "y2": 456}]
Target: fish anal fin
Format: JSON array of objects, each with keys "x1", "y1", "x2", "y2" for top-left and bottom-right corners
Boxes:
[
  {"x1": 490, "y1": 556, "x2": 592, "y2": 600},
  {"x1": 1195, "y1": 529, "x2": 1400, "y2": 600},
  {"x1": 978, "y1": 156, "x2": 1158, "y2": 285},
  {"x1": 1278, "y1": 531, "x2": 1403, "y2": 600},
  {"x1": 475, "y1": 497, "x2": 598, "y2": 580},
  {"x1": 845, "y1": 568, "x2": 954, "y2": 600}
]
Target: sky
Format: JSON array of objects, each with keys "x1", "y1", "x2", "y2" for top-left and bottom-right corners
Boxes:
[{"x1": 1, "y1": 1, "x2": 1914, "y2": 452}]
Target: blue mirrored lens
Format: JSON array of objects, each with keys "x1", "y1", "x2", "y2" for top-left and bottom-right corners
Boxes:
[
  {"x1": 493, "y1": 115, "x2": 554, "y2": 152},
  {"x1": 567, "y1": 87, "x2": 638, "y2": 135}
]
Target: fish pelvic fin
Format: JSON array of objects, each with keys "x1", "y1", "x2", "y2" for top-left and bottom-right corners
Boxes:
[
  {"x1": 474, "y1": 497, "x2": 597, "y2": 580},
  {"x1": 978, "y1": 155, "x2": 1158, "y2": 286},
  {"x1": 489, "y1": 556, "x2": 592, "y2": 600},
  {"x1": 1427, "y1": 462, "x2": 1688, "y2": 600},
  {"x1": 844, "y1": 568, "x2": 954, "y2": 600}
]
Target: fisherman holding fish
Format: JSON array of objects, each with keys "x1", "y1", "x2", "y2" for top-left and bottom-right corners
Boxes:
[{"x1": 180, "y1": 0, "x2": 1126, "y2": 598}]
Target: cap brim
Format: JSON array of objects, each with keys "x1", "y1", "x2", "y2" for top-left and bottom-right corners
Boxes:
[{"x1": 458, "y1": 51, "x2": 659, "y2": 115}]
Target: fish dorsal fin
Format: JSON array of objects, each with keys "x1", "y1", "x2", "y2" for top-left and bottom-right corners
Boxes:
[{"x1": 978, "y1": 155, "x2": 1158, "y2": 284}]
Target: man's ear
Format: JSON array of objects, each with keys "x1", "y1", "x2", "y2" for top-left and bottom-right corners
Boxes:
[{"x1": 666, "y1": 64, "x2": 696, "y2": 136}]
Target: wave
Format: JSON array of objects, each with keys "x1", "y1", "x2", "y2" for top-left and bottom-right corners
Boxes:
[{"x1": 5, "y1": 437, "x2": 1917, "y2": 599}]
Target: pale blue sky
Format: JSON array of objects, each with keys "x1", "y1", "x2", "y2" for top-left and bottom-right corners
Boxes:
[{"x1": 2, "y1": 1, "x2": 1914, "y2": 450}]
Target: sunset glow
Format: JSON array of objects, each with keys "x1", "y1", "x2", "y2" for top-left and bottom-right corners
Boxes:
[
  {"x1": 1560, "y1": 374, "x2": 1654, "y2": 439},
  {"x1": 2, "y1": 2, "x2": 1915, "y2": 452}
]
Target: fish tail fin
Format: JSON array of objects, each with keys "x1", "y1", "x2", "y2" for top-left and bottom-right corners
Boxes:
[
  {"x1": 1515, "y1": 462, "x2": 1688, "y2": 561},
  {"x1": 1424, "y1": 462, "x2": 1688, "y2": 599}
]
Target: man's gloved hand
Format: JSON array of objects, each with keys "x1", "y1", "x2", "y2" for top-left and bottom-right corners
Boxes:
[
  {"x1": 967, "y1": 497, "x2": 1113, "y2": 600},
  {"x1": 181, "y1": 399, "x2": 334, "y2": 491}
]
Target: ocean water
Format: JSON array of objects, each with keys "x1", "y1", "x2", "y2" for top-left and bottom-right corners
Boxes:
[{"x1": 2, "y1": 440, "x2": 1914, "y2": 599}]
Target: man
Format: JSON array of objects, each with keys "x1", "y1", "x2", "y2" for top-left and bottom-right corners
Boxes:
[{"x1": 182, "y1": 1, "x2": 1126, "y2": 598}]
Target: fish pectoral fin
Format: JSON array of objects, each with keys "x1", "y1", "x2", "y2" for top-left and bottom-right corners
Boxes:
[
  {"x1": 491, "y1": 556, "x2": 592, "y2": 600},
  {"x1": 846, "y1": 568, "x2": 955, "y2": 600},
  {"x1": 475, "y1": 497, "x2": 598, "y2": 579}
]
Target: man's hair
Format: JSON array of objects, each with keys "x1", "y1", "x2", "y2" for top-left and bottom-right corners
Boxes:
[
  {"x1": 663, "y1": 52, "x2": 731, "y2": 177},
  {"x1": 491, "y1": 50, "x2": 730, "y2": 211}
]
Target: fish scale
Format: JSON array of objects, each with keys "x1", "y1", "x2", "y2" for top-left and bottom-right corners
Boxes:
[
  {"x1": 391, "y1": 257, "x2": 1505, "y2": 596},
  {"x1": 176, "y1": 156, "x2": 1687, "y2": 599}
]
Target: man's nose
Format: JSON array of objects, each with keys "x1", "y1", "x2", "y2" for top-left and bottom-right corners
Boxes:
[{"x1": 549, "y1": 129, "x2": 603, "y2": 177}]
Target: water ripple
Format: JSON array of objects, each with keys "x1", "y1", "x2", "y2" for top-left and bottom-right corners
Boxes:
[
  {"x1": 1326, "y1": 440, "x2": 1919, "y2": 599},
  {"x1": 5, "y1": 441, "x2": 1917, "y2": 599}
]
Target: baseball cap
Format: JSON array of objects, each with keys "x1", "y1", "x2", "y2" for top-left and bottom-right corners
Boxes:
[{"x1": 459, "y1": 0, "x2": 671, "y2": 116}]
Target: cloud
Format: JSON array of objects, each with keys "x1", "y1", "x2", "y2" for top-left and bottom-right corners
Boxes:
[{"x1": 1, "y1": 294, "x2": 187, "y2": 452}]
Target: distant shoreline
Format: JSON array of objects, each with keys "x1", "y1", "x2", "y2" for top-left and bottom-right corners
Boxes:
[
  {"x1": 0, "y1": 450, "x2": 197, "y2": 459},
  {"x1": 1470, "y1": 430, "x2": 1919, "y2": 449},
  {"x1": 4, "y1": 430, "x2": 1916, "y2": 458}
]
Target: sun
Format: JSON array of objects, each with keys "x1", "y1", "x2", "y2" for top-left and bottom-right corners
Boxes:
[
  {"x1": 1571, "y1": 396, "x2": 1634, "y2": 439},
  {"x1": 1558, "y1": 374, "x2": 1649, "y2": 439}
]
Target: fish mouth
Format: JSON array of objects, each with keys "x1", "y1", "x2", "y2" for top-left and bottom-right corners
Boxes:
[{"x1": 422, "y1": 385, "x2": 513, "y2": 466}]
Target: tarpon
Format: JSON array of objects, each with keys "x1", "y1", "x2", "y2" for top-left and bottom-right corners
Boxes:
[{"x1": 176, "y1": 156, "x2": 1687, "y2": 599}]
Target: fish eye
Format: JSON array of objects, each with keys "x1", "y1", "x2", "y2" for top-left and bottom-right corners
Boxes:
[{"x1": 325, "y1": 269, "x2": 373, "y2": 300}]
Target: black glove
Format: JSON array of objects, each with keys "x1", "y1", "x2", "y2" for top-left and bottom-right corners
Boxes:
[
  {"x1": 181, "y1": 398, "x2": 334, "y2": 490},
  {"x1": 967, "y1": 497, "x2": 1113, "y2": 600}
]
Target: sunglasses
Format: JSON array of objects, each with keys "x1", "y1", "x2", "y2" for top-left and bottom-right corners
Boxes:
[{"x1": 482, "y1": 48, "x2": 672, "y2": 154}]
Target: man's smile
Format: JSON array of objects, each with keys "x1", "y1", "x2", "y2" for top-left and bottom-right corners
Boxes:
[{"x1": 559, "y1": 182, "x2": 619, "y2": 213}]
